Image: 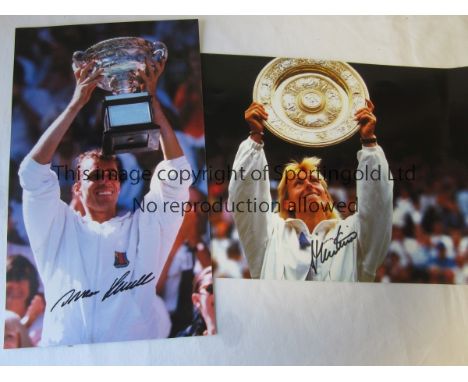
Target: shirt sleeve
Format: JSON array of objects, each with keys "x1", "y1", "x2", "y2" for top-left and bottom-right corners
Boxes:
[
  {"x1": 228, "y1": 138, "x2": 275, "y2": 278},
  {"x1": 135, "y1": 155, "x2": 191, "y2": 281},
  {"x1": 18, "y1": 156, "x2": 69, "y2": 273},
  {"x1": 355, "y1": 145, "x2": 394, "y2": 281}
]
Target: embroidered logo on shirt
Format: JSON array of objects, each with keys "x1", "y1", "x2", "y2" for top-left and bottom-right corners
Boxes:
[{"x1": 114, "y1": 251, "x2": 129, "y2": 268}]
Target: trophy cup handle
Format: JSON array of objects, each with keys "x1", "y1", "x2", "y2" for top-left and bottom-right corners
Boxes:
[
  {"x1": 152, "y1": 41, "x2": 168, "y2": 63},
  {"x1": 72, "y1": 51, "x2": 87, "y2": 71}
]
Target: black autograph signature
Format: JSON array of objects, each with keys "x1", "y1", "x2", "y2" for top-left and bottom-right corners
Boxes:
[
  {"x1": 50, "y1": 289, "x2": 100, "y2": 312},
  {"x1": 102, "y1": 271, "x2": 155, "y2": 301},
  {"x1": 310, "y1": 226, "x2": 357, "y2": 273},
  {"x1": 50, "y1": 271, "x2": 155, "y2": 312}
]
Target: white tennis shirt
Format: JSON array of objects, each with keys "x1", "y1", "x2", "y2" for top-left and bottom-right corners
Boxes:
[
  {"x1": 19, "y1": 155, "x2": 191, "y2": 346},
  {"x1": 229, "y1": 138, "x2": 393, "y2": 281}
]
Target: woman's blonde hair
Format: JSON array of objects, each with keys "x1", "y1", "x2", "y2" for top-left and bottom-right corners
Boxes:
[{"x1": 276, "y1": 157, "x2": 341, "y2": 220}]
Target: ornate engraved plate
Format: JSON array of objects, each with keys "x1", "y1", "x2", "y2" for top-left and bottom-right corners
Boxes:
[
  {"x1": 253, "y1": 58, "x2": 369, "y2": 147},
  {"x1": 72, "y1": 37, "x2": 167, "y2": 94}
]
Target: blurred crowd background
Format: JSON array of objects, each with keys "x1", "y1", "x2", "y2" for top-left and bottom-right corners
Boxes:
[
  {"x1": 208, "y1": 151, "x2": 468, "y2": 284},
  {"x1": 6, "y1": 25, "x2": 468, "y2": 349},
  {"x1": 5, "y1": 20, "x2": 214, "y2": 348},
  {"x1": 201, "y1": 54, "x2": 468, "y2": 285}
]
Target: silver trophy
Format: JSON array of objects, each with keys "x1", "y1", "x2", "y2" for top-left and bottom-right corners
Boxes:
[{"x1": 72, "y1": 37, "x2": 168, "y2": 155}]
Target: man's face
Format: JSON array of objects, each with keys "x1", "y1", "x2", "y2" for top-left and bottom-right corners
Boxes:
[
  {"x1": 6, "y1": 280, "x2": 30, "y2": 317},
  {"x1": 199, "y1": 283, "x2": 215, "y2": 321},
  {"x1": 284, "y1": 171, "x2": 329, "y2": 215},
  {"x1": 193, "y1": 281, "x2": 215, "y2": 328},
  {"x1": 75, "y1": 157, "x2": 120, "y2": 215}
]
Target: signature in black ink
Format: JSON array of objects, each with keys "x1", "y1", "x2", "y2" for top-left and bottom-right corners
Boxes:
[
  {"x1": 310, "y1": 226, "x2": 357, "y2": 273},
  {"x1": 49, "y1": 271, "x2": 155, "y2": 311},
  {"x1": 50, "y1": 288, "x2": 100, "y2": 312},
  {"x1": 102, "y1": 271, "x2": 155, "y2": 301}
]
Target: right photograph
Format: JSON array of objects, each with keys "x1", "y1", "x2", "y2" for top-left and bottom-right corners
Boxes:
[{"x1": 202, "y1": 53, "x2": 468, "y2": 284}]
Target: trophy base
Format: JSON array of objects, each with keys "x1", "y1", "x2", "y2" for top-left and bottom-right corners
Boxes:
[
  {"x1": 102, "y1": 92, "x2": 160, "y2": 155},
  {"x1": 102, "y1": 125, "x2": 160, "y2": 155}
]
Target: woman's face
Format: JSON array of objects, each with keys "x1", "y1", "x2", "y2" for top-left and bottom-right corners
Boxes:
[{"x1": 6, "y1": 279, "x2": 30, "y2": 317}]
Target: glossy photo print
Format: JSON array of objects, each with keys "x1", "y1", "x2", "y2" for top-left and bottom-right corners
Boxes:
[
  {"x1": 202, "y1": 53, "x2": 468, "y2": 284},
  {"x1": 5, "y1": 19, "x2": 215, "y2": 349}
]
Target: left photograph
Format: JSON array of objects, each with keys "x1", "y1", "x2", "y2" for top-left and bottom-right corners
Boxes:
[{"x1": 5, "y1": 19, "x2": 215, "y2": 348}]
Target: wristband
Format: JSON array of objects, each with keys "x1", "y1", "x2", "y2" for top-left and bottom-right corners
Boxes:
[
  {"x1": 360, "y1": 136, "x2": 377, "y2": 145},
  {"x1": 249, "y1": 130, "x2": 264, "y2": 137}
]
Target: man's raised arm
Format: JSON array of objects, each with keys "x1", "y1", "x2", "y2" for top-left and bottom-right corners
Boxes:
[
  {"x1": 19, "y1": 62, "x2": 102, "y2": 275},
  {"x1": 133, "y1": 58, "x2": 191, "y2": 282},
  {"x1": 30, "y1": 62, "x2": 102, "y2": 164},
  {"x1": 137, "y1": 58, "x2": 183, "y2": 161}
]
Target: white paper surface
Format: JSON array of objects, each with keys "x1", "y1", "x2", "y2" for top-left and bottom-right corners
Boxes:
[{"x1": 1, "y1": 15, "x2": 468, "y2": 365}]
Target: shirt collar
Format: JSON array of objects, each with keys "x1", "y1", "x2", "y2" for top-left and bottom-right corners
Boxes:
[
  {"x1": 80, "y1": 210, "x2": 131, "y2": 225},
  {"x1": 285, "y1": 217, "x2": 339, "y2": 236}
]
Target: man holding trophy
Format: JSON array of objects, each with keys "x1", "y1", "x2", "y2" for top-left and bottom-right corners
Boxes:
[
  {"x1": 228, "y1": 58, "x2": 393, "y2": 282},
  {"x1": 18, "y1": 39, "x2": 191, "y2": 346}
]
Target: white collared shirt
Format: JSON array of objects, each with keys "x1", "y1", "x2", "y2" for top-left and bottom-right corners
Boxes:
[
  {"x1": 228, "y1": 138, "x2": 393, "y2": 281},
  {"x1": 19, "y1": 155, "x2": 191, "y2": 346}
]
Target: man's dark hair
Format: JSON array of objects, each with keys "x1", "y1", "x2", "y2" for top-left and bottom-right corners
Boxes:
[{"x1": 74, "y1": 148, "x2": 122, "y2": 183}]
